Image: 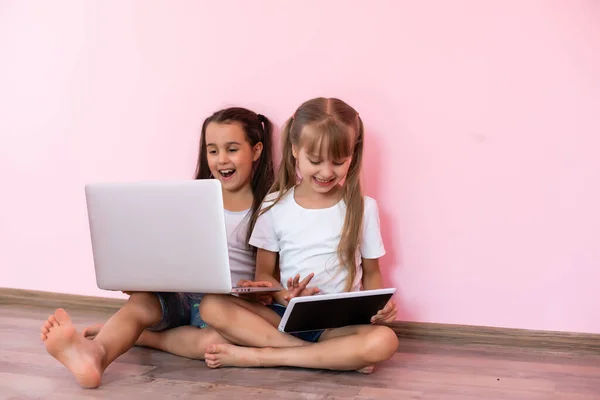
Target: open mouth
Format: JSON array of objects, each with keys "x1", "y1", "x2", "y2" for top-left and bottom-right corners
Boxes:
[
  {"x1": 313, "y1": 176, "x2": 335, "y2": 186},
  {"x1": 219, "y1": 169, "x2": 236, "y2": 180}
]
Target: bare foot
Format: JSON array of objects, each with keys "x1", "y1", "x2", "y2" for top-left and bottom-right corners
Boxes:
[
  {"x1": 203, "y1": 344, "x2": 376, "y2": 373},
  {"x1": 204, "y1": 343, "x2": 262, "y2": 368},
  {"x1": 356, "y1": 364, "x2": 375, "y2": 374},
  {"x1": 41, "y1": 308, "x2": 106, "y2": 388},
  {"x1": 82, "y1": 323, "x2": 103, "y2": 340}
]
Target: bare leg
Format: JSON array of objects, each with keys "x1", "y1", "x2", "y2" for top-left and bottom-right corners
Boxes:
[
  {"x1": 135, "y1": 326, "x2": 229, "y2": 359},
  {"x1": 204, "y1": 324, "x2": 399, "y2": 371},
  {"x1": 40, "y1": 292, "x2": 162, "y2": 388},
  {"x1": 83, "y1": 323, "x2": 229, "y2": 360},
  {"x1": 82, "y1": 323, "x2": 103, "y2": 339},
  {"x1": 199, "y1": 294, "x2": 307, "y2": 348}
]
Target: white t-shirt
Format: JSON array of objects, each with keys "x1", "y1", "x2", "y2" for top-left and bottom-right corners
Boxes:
[
  {"x1": 249, "y1": 188, "x2": 386, "y2": 294},
  {"x1": 224, "y1": 209, "x2": 255, "y2": 285}
]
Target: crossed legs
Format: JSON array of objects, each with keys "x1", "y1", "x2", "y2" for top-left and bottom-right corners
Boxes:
[{"x1": 199, "y1": 294, "x2": 399, "y2": 371}]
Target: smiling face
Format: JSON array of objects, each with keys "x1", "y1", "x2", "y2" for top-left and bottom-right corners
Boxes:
[
  {"x1": 294, "y1": 141, "x2": 352, "y2": 195},
  {"x1": 293, "y1": 124, "x2": 354, "y2": 197},
  {"x1": 205, "y1": 122, "x2": 262, "y2": 193}
]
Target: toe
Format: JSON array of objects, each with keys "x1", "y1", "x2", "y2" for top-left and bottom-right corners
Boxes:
[
  {"x1": 205, "y1": 344, "x2": 218, "y2": 354},
  {"x1": 55, "y1": 308, "x2": 70, "y2": 324}
]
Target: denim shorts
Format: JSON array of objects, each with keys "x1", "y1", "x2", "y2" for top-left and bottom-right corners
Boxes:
[
  {"x1": 147, "y1": 292, "x2": 208, "y2": 332},
  {"x1": 268, "y1": 303, "x2": 325, "y2": 343}
]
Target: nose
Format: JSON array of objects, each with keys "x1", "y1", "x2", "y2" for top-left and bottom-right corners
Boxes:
[
  {"x1": 217, "y1": 152, "x2": 229, "y2": 164},
  {"x1": 321, "y1": 163, "x2": 335, "y2": 178}
]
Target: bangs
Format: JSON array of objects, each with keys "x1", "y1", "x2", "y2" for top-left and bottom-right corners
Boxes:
[{"x1": 299, "y1": 118, "x2": 354, "y2": 160}]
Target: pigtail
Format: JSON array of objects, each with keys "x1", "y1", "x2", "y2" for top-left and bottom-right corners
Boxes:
[
  {"x1": 254, "y1": 116, "x2": 297, "y2": 218},
  {"x1": 273, "y1": 117, "x2": 297, "y2": 194},
  {"x1": 337, "y1": 115, "x2": 365, "y2": 291},
  {"x1": 245, "y1": 114, "x2": 275, "y2": 245},
  {"x1": 194, "y1": 117, "x2": 213, "y2": 180}
]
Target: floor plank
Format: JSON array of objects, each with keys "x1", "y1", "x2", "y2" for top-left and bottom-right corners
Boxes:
[{"x1": 1, "y1": 304, "x2": 599, "y2": 399}]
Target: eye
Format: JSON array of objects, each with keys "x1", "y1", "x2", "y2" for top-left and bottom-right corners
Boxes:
[
  {"x1": 228, "y1": 148, "x2": 239, "y2": 153},
  {"x1": 208, "y1": 149, "x2": 217, "y2": 155},
  {"x1": 309, "y1": 159, "x2": 321, "y2": 165},
  {"x1": 333, "y1": 160, "x2": 347, "y2": 166}
]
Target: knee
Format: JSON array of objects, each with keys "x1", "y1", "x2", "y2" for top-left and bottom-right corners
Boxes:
[
  {"x1": 361, "y1": 326, "x2": 399, "y2": 364},
  {"x1": 126, "y1": 292, "x2": 162, "y2": 326},
  {"x1": 198, "y1": 294, "x2": 230, "y2": 327}
]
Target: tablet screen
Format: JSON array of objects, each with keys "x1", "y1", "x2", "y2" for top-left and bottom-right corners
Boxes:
[{"x1": 281, "y1": 293, "x2": 393, "y2": 333}]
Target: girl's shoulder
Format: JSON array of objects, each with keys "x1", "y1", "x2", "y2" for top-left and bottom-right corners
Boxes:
[
  {"x1": 261, "y1": 189, "x2": 294, "y2": 210},
  {"x1": 363, "y1": 195, "x2": 379, "y2": 208},
  {"x1": 362, "y1": 195, "x2": 381, "y2": 217}
]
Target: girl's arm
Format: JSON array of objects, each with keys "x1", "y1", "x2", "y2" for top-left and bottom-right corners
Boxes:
[
  {"x1": 255, "y1": 249, "x2": 318, "y2": 306},
  {"x1": 362, "y1": 257, "x2": 397, "y2": 324},
  {"x1": 255, "y1": 248, "x2": 289, "y2": 305},
  {"x1": 361, "y1": 258, "x2": 385, "y2": 290}
]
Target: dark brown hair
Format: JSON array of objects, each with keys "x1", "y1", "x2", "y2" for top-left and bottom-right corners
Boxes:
[
  {"x1": 255, "y1": 98, "x2": 364, "y2": 290},
  {"x1": 194, "y1": 107, "x2": 274, "y2": 245}
]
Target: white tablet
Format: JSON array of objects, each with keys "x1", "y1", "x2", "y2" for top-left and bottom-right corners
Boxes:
[{"x1": 277, "y1": 288, "x2": 396, "y2": 333}]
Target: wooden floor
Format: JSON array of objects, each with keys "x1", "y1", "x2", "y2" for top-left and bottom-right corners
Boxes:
[{"x1": 1, "y1": 304, "x2": 599, "y2": 400}]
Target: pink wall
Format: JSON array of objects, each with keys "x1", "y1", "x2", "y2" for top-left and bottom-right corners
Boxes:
[{"x1": 1, "y1": 1, "x2": 599, "y2": 334}]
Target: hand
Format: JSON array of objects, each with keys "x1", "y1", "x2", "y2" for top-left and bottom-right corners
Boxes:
[
  {"x1": 236, "y1": 279, "x2": 275, "y2": 305},
  {"x1": 371, "y1": 299, "x2": 397, "y2": 324},
  {"x1": 284, "y1": 273, "x2": 320, "y2": 302}
]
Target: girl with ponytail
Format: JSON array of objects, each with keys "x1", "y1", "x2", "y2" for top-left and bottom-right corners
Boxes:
[{"x1": 199, "y1": 98, "x2": 399, "y2": 373}]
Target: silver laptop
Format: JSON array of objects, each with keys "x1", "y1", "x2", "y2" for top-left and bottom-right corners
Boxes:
[{"x1": 84, "y1": 179, "x2": 280, "y2": 294}]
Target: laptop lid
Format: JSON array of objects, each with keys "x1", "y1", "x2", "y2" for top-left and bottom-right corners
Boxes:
[{"x1": 85, "y1": 179, "x2": 233, "y2": 293}]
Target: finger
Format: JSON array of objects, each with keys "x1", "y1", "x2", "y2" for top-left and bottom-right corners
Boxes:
[
  {"x1": 297, "y1": 274, "x2": 315, "y2": 293},
  {"x1": 383, "y1": 300, "x2": 393, "y2": 312},
  {"x1": 237, "y1": 279, "x2": 248, "y2": 287},
  {"x1": 299, "y1": 273, "x2": 314, "y2": 287},
  {"x1": 384, "y1": 314, "x2": 397, "y2": 323},
  {"x1": 308, "y1": 287, "x2": 320, "y2": 295},
  {"x1": 379, "y1": 306, "x2": 397, "y2": 323},
  {"x1": 387, "y1": 304, "x2": 398, "y2": 321},
  {"x1": 293, "y1": 274, "x2": 300, "y2": 288},
  {"x1": 388, "y1": 300, "x2": 396, "y2": 311},
  {"x1": 378, "y1": 300, "x2": 394, "y2": 315},
  {"x1": 384, "y1": 302, "x2": 397, "y2": 317}
]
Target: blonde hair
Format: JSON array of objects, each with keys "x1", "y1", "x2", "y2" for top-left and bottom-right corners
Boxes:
[{"x1": 252, "y1": 97, "x2": 365, "y2": 291}]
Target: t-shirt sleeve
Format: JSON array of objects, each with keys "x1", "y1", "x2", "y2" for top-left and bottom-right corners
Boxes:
[
  {"x1": 360, "y1": 197, "x2": 386, "y2": 259},
  {"x1": 248, "y1": 206, "x2": 280, "y2": 253}
]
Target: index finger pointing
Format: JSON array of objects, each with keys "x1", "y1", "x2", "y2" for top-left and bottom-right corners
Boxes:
[{"x1": 299, "y1": 273, "x2": 315, "y2": 287}]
